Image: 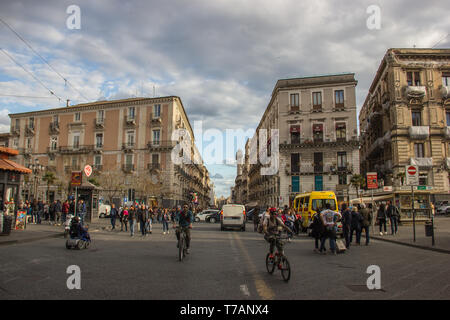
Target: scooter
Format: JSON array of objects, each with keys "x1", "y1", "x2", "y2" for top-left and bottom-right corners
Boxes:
[{"x1": 65, "y1": 224, "x2": 91, "y2": 250}]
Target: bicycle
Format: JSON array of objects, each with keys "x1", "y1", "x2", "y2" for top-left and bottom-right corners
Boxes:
[
  {"x1": 265, "y1": 233, "x2": 291, "y2": 282},
  {"x1": 176, "y1": 226, "x2": 189, "y2": 261}
]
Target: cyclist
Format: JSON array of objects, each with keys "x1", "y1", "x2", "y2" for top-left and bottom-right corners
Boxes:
[
  {"x1": 173, "y1": 204, "x2": 194, "y2": 254},
  {"x1": 263, "y1": 207, "x2": 293, "y2": 259}
]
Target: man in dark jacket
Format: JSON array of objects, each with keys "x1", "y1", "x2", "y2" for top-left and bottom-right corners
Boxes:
[
  {"x1": 310, "y1": 210, "x2": 324, "y2": 253},
  {"x1": 341, "y1": 203, "x2": 352, "y2": 248},
  {"x1": 360, "y1": 203, "x2": 373, "y2": 245},
  {"x1": 137, "y1": 205, "x2": 149, "y2": 236},
  {"x1": 128, "y1": 205, "x2": 137, "y2": 237},
  {"x1": 386, "y1": 200, "x2": 399, "y2": 235},
  {"x1": 350, "y1": 206, "x2": 363, "y2": 245},
  {"x1": 110, "y1": 204, "x2": 119, "y2": 230}
]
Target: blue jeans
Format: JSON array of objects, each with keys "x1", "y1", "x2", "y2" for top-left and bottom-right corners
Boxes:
[
  {"x1": 320, "y1": 229, "x2": 336, "y2": 252},
  {"x1": 130, "y1": 220, "x2": 136, "y2": 236},
  {"x1": 390, "y1": 217, "x2": 398, "y2": 234},
  {"x1": 350, "y1": 227, "x2": 361, "y2": 244},
  {"x1": 162, "y1": 220, "x2": 169, "y2": 232},
  {"x1": 111, "y1": 217, "x2": 116, "y2": 229},
  {"x1": 362, "y1": 226, "x2": 370, "y2": 245}
]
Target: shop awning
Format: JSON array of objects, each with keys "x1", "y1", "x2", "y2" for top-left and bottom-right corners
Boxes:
[
  {"x1": 290, "y1": 125, "x2": 300, "y2": 133},
  {"x1": 0, "y1": 159, "x2": 32, "y2": 174}
]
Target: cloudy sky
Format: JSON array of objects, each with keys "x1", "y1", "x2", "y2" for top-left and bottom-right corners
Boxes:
[{"x1": 0, "y1": 0, "x2": 449, "y2": 198}]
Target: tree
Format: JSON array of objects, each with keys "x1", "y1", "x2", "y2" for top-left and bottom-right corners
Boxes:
[
  {"x1": 42, "y1": 171, "x2": 57, "y2": 202},
  {"x1": 350, "y1": 174, "x2": 366, "y2": 199},
  {"x1": 97, "y1": 170, "x2": 127, "y2": 205}
]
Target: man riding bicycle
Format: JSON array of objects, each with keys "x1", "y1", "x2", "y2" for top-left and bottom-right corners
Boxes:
[
  {"x1": 263, "y1": 207, "x2": 293, "y2": 258},
  {"x1": 173, "y1": 204, "x2": 194, "y2": 254}
]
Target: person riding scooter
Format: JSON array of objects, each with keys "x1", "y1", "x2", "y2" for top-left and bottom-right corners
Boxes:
[{"x1": 69, "y1": 216, "x2": 90, "y2": 241}]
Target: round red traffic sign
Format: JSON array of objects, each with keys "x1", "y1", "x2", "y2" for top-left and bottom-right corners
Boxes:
[
  {"x1": 84, "y1": 165, "x2": 92, "y2": 177},
  {"x1": 407, "y1": 166, "x2": 417, "y2": 175}
]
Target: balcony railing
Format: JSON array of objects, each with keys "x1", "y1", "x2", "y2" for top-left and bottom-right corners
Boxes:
[
  {"x1": 405, "y1": 86, "x2": 426, "y2": 99},
  {"x1": 125, "y1": 115, "x2": 136, "y2": 125},
  {"x1": 93, "y1": 164, "x2": 103, "y2": 172},
  {"x1": 147, "y1": 140, "x2": 177, "y2": 151},
  {"x1": 409, "y1": 126, "x2": 429, "y2": 140},
  {"x1": 122, "y1": 142, "x2": 135, "y2": 151},
  {"x1": 410, "y1": 157, "x2": 433, "y2": 168},
  {"x1": 49, "y1": 122, "x2": 59, "y2": 133},
  {"x1": 148, "y1": 163, "x2": 160, "y2": 170},
  {"x1": 25, "y1": 125, "x2": 35, "y2": 135},
  {"x1": 312, "y1": 104, "x2": 322, "y2": 112},
  {"x1": 122, "y1": 164, "x2": 135, "y2": 173},
  {"x1": 95, "y1": 118, "x2": 105, "y2": 127},
  {"x1": 59, "y1": 145, "x2": 93, "y2": 154},
  {"x1": 444, "y1": 126, "x2": 450, "y2": 139},
  {"x1": 65, "y1": 165, "x2": 81, "y2": 173},
  {"x1": 334, "y1": 103, "x2": 345, "y2": 111},
  {"x1": 11, "y1": 126, "x2": 20, "y2": 135}
]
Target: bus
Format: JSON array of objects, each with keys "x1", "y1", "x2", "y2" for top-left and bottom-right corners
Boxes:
[{"x1": 293, "y1": 191, "x2": 339, "y2": 232}]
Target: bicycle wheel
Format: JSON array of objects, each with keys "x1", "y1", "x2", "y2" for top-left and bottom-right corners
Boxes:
[
  {"x1": 178, "y1": 237, "x2": 184, "y2": 261},
  {"x1": 265, "y1": 253, "x2": 275, "y2": 274},
  {"x1": 280, "y1": 256, "x2": 291, "y2": 282}
]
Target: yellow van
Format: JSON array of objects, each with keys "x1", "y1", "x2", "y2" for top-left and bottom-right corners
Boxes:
[{"x1": 293, "y1": 191, "x2": 339, "y2": 232}]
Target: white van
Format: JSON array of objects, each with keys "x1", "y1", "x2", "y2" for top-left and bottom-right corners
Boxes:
[{"x1": 220, "y1": 204, "x2": 246, "y2": 231}]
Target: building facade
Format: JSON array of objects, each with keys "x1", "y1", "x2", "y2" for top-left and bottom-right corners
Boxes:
[
  {"x1": 359, "y1": 48, "x2": 450, "y2": 203},
  {"x1": 8, "y1": 97, "x2": 211, "y2": 208},
  {"x1": 247, "y1": 74, "x2": 360, "y2": 208}
]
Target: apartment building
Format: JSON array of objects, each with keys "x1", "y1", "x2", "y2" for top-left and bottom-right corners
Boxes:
[
  {"x1": 359, "y1": 48, "x2": 450, "y2": 205},
  {"x1": 8, "y1": 97, "x2": 211, "y2": 208},
  {"x1": 247, "y1": 74, "x2": 360, "y2": 207}
]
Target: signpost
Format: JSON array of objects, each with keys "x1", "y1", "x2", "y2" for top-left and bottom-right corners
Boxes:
[
  {"x1": 366, "y1": 172, "x2": 378, "y2": 235},
  {"x1": 84, "y1": 165, "x2": 92, "y2": 177},
  {"x1": 406, "y1": 165, "x2": 419, "y2": 242}
]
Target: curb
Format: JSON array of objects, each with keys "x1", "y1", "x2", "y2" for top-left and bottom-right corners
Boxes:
[
  {"x1": 0, "y1": 232, "x2": 64, "y2": 246},
  {"x1": 372, "y1": 236, "x2": 450, "y2": 254}
]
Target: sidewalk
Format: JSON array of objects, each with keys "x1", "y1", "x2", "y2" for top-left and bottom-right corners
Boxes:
[
  {"x1": 371, "y1": 216, "x2": 450, "y2": 254},
  {"x1": 0, "y1": 223, "x2": 64, "y2": 246}
]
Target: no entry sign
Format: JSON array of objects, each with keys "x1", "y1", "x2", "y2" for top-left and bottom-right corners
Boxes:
[
  {"x1": 406, "y1": 165, "x2": 419, "y2": 186},
  {"x1": 84, "y1": 165, "x2": 93, "y2": 177}
]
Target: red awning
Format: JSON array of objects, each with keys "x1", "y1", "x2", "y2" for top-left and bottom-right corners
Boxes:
[
  {"x1": 290, "y1": 125, "x2": 300, "y2": 133},
  {"x1": 0, "y1": 159, "x2": 32, "y2": 174}
]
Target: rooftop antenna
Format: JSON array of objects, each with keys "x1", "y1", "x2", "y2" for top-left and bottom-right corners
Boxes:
[
  {"x1": 153, "y1": 85, "x2": 156, "y2": 98},
  {"x1": 432, "y1": 33, "x2": 449, "y2": 48},
  {"x1": 66, "y1": 99, "x2": 70, "y2": 107}
]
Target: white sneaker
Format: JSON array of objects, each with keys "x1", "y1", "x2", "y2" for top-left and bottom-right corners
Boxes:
[
  {"x1": 163, "y1": 232, "x2": 166, "y2": 235},
  {"x1": 167, "y1": 231, "x2": 170, "y2": 234},
  {"x1": 380, "y1": 232, "x2": 383, "y2": 236},
  {"x1": 384, "y1": 232, "x2": 388, "y2": 235}
]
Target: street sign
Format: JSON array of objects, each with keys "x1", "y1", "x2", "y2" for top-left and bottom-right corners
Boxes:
[
  {"x1": 84, "y1": 165, "x2": 92, "y2": 177},
  {"x1": 71, "y1": 171, "x2": 82, "y2": 186},
  {"x1": 366, "y1": 172, "x2": 378, "y2": 189},
  {"x1": 406, "y1": 165, "x2": 419, "y2": 186},
  {"x1": 383, "y1": 186, "x2": 393, "y2": 192}
]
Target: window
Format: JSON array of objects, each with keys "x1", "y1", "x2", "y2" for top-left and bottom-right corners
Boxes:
[
  {"x1": 27, "y1": 138, "x2": 32, "y2": 149},
  {"x1": 72, "y1": 157, "x2": 78, "y2": 169},
  {"x1": 337, "y1": 152, "x2": 347, "y2": 170},
  {"x1": 50, "y1": 137, "x2": 58, "y2": 151},
  {"x1": 291, "y1": 176, "x2": 300, "y2": 193},
  {"x1": 125, "y1": 154, "x2": 133, "y2": 165},
  {"x1": 419, "y1": 174, "x2": 428, "y2": 186},
  {"x1": 442, "y1": 72, "x2": 450, "y2": 86},
  {"x1": 312, "y1": 92, "x2": 322, "y2": 110},
  {"x1": 15, "y1": 119, "x2": 19, "y2": 128},
  {"x1": 290, "y1": 94, "x2": 299, "y2": 111},
  {"x1": 336, "y1": 122, "x2": 346, "y2": 141},
  {"x1": 414, "y1": 143, "x2": 424, "y2": 158},
  {"x1": 338, "y1": 174, "x2": 347, "y2": 185},
  {"x1": 13, "y1": 139, "x2": 18, "y2": 148},
  {"x1": 96, "y1": 133, "x2": 103, "y2": 148},
  {"x1": 73, "y1": 134, "x2": 80, "y2": 148},
  {"x1": 407, "y1": 71, "x2": 421, "y2": 86},
  {"x1": 313, "y1": 123, "x2": 323, "y2": 142},
  {"x1": 153, "y1": 104, "x2": 161, "y2": 118},
  {"x1": 74, "y1": 112, "x2": 81, "y2": 121},
  {"x1": 129, "y1": 107, "x2": 135, "y2": 119},
  {"x1": 53, "y1": 115, "x2": 58, "y2": 124},
  {"x1": 153, "y1": 130, "x2": 160, "y2": 144},
  {"x1": 126, "y1": 131, "x2": 135, "y2": 146},
  {"x1": 29, "y1": 117, "x2": 34, "y2": 129},
  {"x1": 335, "y1": 90, "x2": 344, "y2": 108},
  {"x1": 312, "y1": 199, "x2": 336, "y2": 212},
  {"x1": 152, "y1": 154, "x2": 159, "y2": 168},
  {"x1": 291, "y1": 153, "x2": 300, "y2": 173},
  {"x1": 412, "y1": 111, "x2": 422, "y2": 126},
  {"x1": 314, "y1": 152, "x2": 323, "y2": 173},
  {"x1": 98, "y1": 110, "x2": 104, "y2": 120},
  {"x1": 446, "y1": 111, "x2": 450, "y2": 126},
  {"x1": 290, "y1": 125, "x2": 300, "y2": 144},
  {"x1": 94, "y1": 155, "x2": 101, "y2": 166}
]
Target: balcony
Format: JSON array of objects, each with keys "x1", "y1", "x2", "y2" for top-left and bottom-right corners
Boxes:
[
  {"x1": 147, "y1": 140, "x2": 177, "y2": 151},
  {"x1": 446, "y1": 158, "x2": 450, "y2": 170},
  {"x1": 122, "y1": 164, "x2": 135, "y2": 173},
  {"x1": 405, "y1": 86, "x2": 426, "y2": 99},
  {"x1": 49, "y1": 122, "x2": 59, "y2": 133},
  {"x1": 93, "y1": 164, "x2": 103, "y2": 172},
  {"x1": 22, "y1": 147, "x2": 33, "y2": 156},
  {"x1": 441, "y1": 86, "x2": 450, "y2": 99},
  {"x1": 122, "y1": 142, "x2": 135, "y2": 152},
  {"x1": 334, "y1": 103, "x2": 345, "y2": 111},
  {"x1": 410, "y1": 157, "x2": 433, "y2": 169},
  {"x1": 25, "y1": 125, "x2": 35, "y2": 136},
  {"x1": 125, "y1": 115, "x2": 136, "y2": 126},
  {"x1": 444, "y1": 126, "x2": 450, "y2": 139},
  {"x1": 148, "y1": 163, "x2": 160, "y2": 171},
  {"x1": 10, "y1": 126, "x2": 20, "y2": 135},
  {"x1": 59, "y1": 145, "x2": 93, "y2": 154},
  {"x1": 312, "y1": 104, "x2": 322, "y2": 112},
  {"x1": 94, "y1": 143, "x2": 103, "y2": 153},
  {"x1": 95, "y1": 117, "x2": 105, "y2": 128},
  {"x1": 150, "y1": 113, "x2": 162, "y2": 125},
  {"x1": 47, "y1": 147, "x2": 58, "y2": 154},
  {"x1": 65, "y1": 165, "x2": 81, "y2": 173},
  {"x1": 409, "y1": 126, "x2": 429, "y2": 140}
]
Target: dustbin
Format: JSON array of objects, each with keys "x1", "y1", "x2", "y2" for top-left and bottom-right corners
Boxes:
[{"x1": 425, "y1": 221, "x2": 433, "y2": 237}]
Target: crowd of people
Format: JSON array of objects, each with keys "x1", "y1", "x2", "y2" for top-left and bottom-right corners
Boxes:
[{"x1": 255, "y1": 200, "x2": 401, "y2": 255}]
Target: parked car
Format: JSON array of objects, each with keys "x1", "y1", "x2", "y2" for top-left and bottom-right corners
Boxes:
[
  {"x1": 437, "y1": 204, "x2": 450, "y2": 215},
  {"x1": 205, "y1": 211, "x2": 221, "y2": 223},
  {"x1": 195, "y1": 210, "x2": 219, "y2": 222},
  {"x1": 98, "y1": 204, "x2": 111, "y2": 218}
]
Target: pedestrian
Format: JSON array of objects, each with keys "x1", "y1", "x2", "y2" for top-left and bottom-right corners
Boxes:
[
  {"x1": 253, "y1": 208, "x2": 260, "y2": 232},
  {"x1": 69, "y1": 199, "x2": 75, "y2": 216},
  {"x1": 360, "y1": 203, "x2": 373, "y2": 245},
  {"x1": 62, "y1": 200, "x2": 69, "y2": 224},
  {"x1": 128, "y1": 205, "x2": 136, "y2": 237},
  {"x1": 137, "y1": 204, "x2": 148, "y2": 237},
  {"x1": 386, "y1": 200, "x2": 399, "y2": 235},
  {"x1": 377, "y1": 203, "x2": 387, "y2": 235},
  {"x1": 32, "y1": 199, "x2": 39, "y2": 224},
  {"x1": 49, "y1": 200, "x2": 56, "y2": 224},
  {"x1": 120, "y1": 206, "x2": 128, "y2": 232},
  {"x1": 319, "y1": 203, "x2": 341, "y2": 255},
  {"x1": 349, "y1": 206, "x2": 363, "y2": 245},
  {"x1": 340, "y1": 203, "x2": 352, "y2": 248},
  {"x1": 310, "y1": 210, "x2": 325, "y2": 253},
  {"x1": 162, "y1": 208, "x2": 170, "y2": 234},
  {"x1": 38, "y1": 199, "x2": 44, "y2": 224},
  {"x1": 110, "y1": 203, "x2": 118, "y2": 230},
  {"x1": 55, "y1": 200, "x2": 62, "y2": 225}
]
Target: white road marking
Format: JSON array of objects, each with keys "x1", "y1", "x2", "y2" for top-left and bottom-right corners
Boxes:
[{"x1": 240, "y1": 284, "x2": 250, "y2": 297}]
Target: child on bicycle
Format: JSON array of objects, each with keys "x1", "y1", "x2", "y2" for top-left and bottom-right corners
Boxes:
[{"x1": 263, "y1": 208, "x2": 293, "y2": 258}]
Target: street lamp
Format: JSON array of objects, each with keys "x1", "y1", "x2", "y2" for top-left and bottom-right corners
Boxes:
[{"x1": 28, "y1": 158, "x2": 45, "y2": 201}]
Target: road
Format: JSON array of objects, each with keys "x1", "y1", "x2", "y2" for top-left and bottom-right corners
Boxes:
[{"x1": 0, "y1": 222, "x2": 449, "y2": 300}]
